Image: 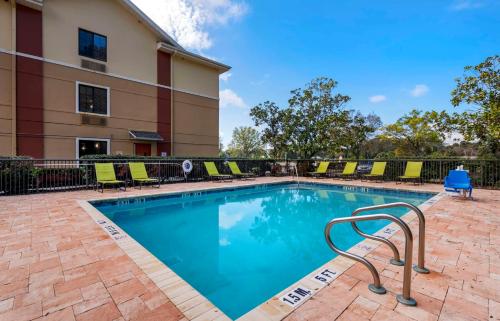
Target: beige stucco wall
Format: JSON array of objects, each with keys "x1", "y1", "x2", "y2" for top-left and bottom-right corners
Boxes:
[
  {"x1": 172, "y1": 56, "x2": 220, "y2": 98},
  {"x1": 36, "y1": 59, "x2": 220, "y2": 159},
  {"x1": 172, "y1": 91, "x2": 219, "y2": 157},
  {"x1": 43, "y1": 62, "x2": 158, "y2": 158},
  {"x1": 1, "y1": 0, "x2": 225, "y2": 159},
  {"x1": 0, "y1": 52, "x2": 13, "y2": 156},
  {"x1": 43, "y1": 0, "x2": 158, "y2": 83},
  {"x1": 0, "y1": 1, "x2": 13, "y2": 51}
]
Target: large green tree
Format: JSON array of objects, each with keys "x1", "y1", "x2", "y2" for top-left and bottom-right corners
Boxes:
[
  {"x1": 226, "y1": 126, "x2": 266, "y2": 158},
  {"x1": 250, "y1": 77, "x2": 351, "y2": 158},
  {"x1": 362, "y1": 137, "x2": 396, "y2": 159},
  {"x1": 379, "y1": 109, "x2": 447, "y2": 156},
  {"x1": 341, "y1": 112, "x2": 382, "y2": 158},
  {"x1": 288, "y1": 77, "x2": 351, "y2": 158},
  {"x1": 450, "y1": 55, "x2": 499, "y2": 156},
  {"x1": 249, "y1": 101, "x2": 292, "y2": 158}
]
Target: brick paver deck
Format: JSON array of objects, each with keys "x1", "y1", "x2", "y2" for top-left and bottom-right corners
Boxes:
[{"x1": 0, "y1": 177, "x2": 498, "y2": 321}]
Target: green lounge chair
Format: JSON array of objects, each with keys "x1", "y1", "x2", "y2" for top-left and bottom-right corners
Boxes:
[
  {"x1": 95, "y1": 163, "x2": 126, "y2": 193},
  {"x1": 344, "y1": 193, "x2": 357, "y2": 202},
  {"x1": 372, "y1": 195, "x2": 386, "y2": 205},
  {"x1": 129, "y1": 162, "x2": 160, "y2": 189},
  {"x1": 398, "y1": 161, "x2": 423, "y2": 184},
  {"x1": 228, "y1": 161, "x2": 255, "y2": 180},
  {"x1": 204, "y1": 162, "x2": 232, "y2": 182},
  {"x1": 317, "y1": 190, "x2": 330, "y2": 200},
  {"x1": 308, "y1": 161, "x2": 330, "y2": 178},
  {"x1": 339, "y1": 162, "x2": 357, "y2": 179},
  {"x1": 363, "y1": 162, "x2": 387, "y2": 181}
]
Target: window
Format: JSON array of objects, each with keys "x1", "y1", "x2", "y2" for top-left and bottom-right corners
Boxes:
[
  {"x1": 77, "y1": 82, "x2": 109, "y2": 116},
  {"x1": 76, "y1": 138, "x2": 109, "y2": 158},
  {"x1": 79, "y1": 28, "x2": 107, "y2": 61}
]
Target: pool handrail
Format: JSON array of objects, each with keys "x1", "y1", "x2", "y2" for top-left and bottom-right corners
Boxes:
[
  {"x1": 350, "y1": 202, "x2": 429, "y2": 274},
  {"x1": 324, "y1": 213, "x2": 417, "y2": 306}
]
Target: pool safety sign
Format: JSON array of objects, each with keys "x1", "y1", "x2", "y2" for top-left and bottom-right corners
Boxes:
[
  {"x1": 280, "y1": 286, "x2": 312, "y2": 307},
  {"x1": 311, "y1": 268, "x2": 338, "y2": 285},
  {"x1": 377, "y1": 226, "x2": 398, "y2": 237},
  {"x1": 356, "y1": 243, "x2": 375, "y2": 252},
  {"x1": 97, "y1": 219, "x2": 126, "y2": 240}
]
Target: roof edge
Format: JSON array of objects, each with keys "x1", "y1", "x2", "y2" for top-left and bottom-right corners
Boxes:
[
  {"x1": 16, "y1": 0, "x2": 43, "y2": 10},
  {"x1": 157, "y1": 43, "x2": 231, "y2": 73},
  {"x1": 119, "y1": 0, "x2": 183, "y2": 50},
  {"x1": 13, "y1": 0, "x2": 230, "y2": 73}
]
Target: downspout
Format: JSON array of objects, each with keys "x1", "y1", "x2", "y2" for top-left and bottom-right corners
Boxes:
[{"x1": 11, "y1": 1, "x2": 16, "y2": 156}]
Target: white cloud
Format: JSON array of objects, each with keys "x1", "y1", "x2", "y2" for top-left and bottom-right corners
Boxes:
[
  {"x1": 219, "y1": 238, "x2": 231, "y2": 246},
  {"x1": 132, "y1": 0, "x2": 248, "y2": 51},
  {"x1": 220, "y1": 89, "x2": 247, "y2": 108},
  {"x1": 410, "y1": 84, "x2": 429, "y2": 97},
  {"x1": 444, "y1": 132, "x2": 465, "y2": 145},
  {"x1": 450, "y1": 0, "x2": 484, "y2": 11},
  {"x1": 219, "y1": 211, "x2": 244, "y2": 229},
  {"x1": 369, "y1": 95, "x2": 387, "y2": 103},
  {"x1": 220, "y1": 72, "x2": 232, "y2": 82}
]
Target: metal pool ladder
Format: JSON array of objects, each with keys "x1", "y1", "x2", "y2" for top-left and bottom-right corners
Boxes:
[{"x1": 324, "y1": 202, "x2": 430, "y2": 306}]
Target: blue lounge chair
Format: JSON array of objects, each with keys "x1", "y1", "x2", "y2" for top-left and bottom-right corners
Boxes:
[{"x1": 444, "y1": 170, "x2": 473, "y2": 198}]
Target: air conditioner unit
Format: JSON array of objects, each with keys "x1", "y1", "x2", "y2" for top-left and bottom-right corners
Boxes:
[
  {"x1": 81, "y1": 114, "x2": 107, "y2": 126},
  {"x1": 81, "y1": 59, "x2": 107, "y2": 73}
]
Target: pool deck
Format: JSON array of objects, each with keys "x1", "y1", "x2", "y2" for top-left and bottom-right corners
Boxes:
[{"x1": 0, "y1": 177, "x2": 498, "y2": 321}]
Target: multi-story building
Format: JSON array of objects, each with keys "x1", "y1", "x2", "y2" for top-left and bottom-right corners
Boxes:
[{"x1": 0, "y1": 0, "x2": 229, "y2": 158}]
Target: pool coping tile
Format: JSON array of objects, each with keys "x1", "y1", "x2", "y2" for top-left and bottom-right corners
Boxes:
[
  {"x1": 78, "y1": 200, "x2": 229, "y2": 321},
  {"x1": 77, "y1": 179, "x2": 443, "y2": 321},
  {"x1": 239, "y1": 190, "x2": 444, "y2": 321}
]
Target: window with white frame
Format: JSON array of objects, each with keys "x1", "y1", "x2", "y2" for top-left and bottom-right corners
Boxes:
[
  {"x1": 76, "y1": 138, "x2": 110, "y2": 158},
  {"x1": 76, "y1": 82, "x2": 109, "y2": 116}
]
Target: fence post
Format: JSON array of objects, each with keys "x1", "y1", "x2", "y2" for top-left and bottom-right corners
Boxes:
[{"x1": 439, "y1": 160, "x2": 442, "y2": 183}]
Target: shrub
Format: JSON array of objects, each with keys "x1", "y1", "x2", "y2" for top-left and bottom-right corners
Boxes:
[{"x1": 0, "y1": 157, "x2": 39, "y2": 195}]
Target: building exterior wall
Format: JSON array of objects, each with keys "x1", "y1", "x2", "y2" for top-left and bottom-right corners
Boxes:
[
  {"x1": 0, "y1": 0, "x2": 227, "y2": 158},
  {"x1": 157, "y1": 51, "x2": 172, "y2": 156},
  {"x1": 0, "y1": 1, "x2": 13, "y2": 51},
  {"x1": 16, "y1": 4, "x2": 44, "y2": 158},
  {"x1": 43, "y1": 0, "x2": 158, "y2": 84},
  {"x1": 0, "y1": 53, "x2": 13, "y2": 156},
  {"x1": 172, "y1": 56, "x2": 220, "y2": 156},
  {"x1": 172, "y1": 91, "x2": 219, "y2": 156},
  {"x1": 43, "y1": 62, "x2": 158, "y2": 159},
  {"x1": 172, "y1": 56, "x2": 220, "y2": 98}
]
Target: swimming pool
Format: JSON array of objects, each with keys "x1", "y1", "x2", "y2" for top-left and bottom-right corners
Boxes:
[{"x1": 92, "y1": 182, "x2": 434, "y2": 319}]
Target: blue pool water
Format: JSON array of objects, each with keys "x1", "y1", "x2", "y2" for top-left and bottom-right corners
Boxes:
[{"x1": 93, "y1": 183, "x2": 434, "y2": 319}]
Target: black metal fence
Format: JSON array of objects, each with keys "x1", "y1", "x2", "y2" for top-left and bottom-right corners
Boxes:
[
  {"x1": 0, "y1": 158, "x2": 276, "y2": 195},
  {"x1": 319, "y1": 159, "x2": 500, "y2": 188},
  {"x1": 0, "y1": 158, "x2": 498, "y2": 195}
]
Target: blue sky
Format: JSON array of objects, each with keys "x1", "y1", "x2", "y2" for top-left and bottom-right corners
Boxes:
[{"x1": 134, "y1": 0, "x2": 500, "y2": 145}]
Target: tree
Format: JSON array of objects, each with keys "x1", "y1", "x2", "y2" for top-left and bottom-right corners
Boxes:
[
  {"x1": 218, "y1": 136, "x2": 226, "y2": 157},
  {"x1": 362, "y1": 137, "x2": 396, "y2": 159},
  {"x1": 341, "y1": 112, "x2": 382, "y2": 158},
  {"x1": 249, "y1": 101, "x2": 292, "y2": 158},
  {"x1": 450, "y1": 55, "x2": 500, "y2": 156},
  {"x1": 288, "y1": 77, "x2": 351, "y2": 158},
  {"x1": 445, "y1": 141, "x2": 480, "y2": 158},
  {"x1": 226, "y1": 126, "x2": 266, "y2": 158},
  {"x1": 378, "y1": 109, "x2": 446, "y2": 156},
  {"x1": 250, "y1": 77, "x2": 351, "y2": 159}
]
